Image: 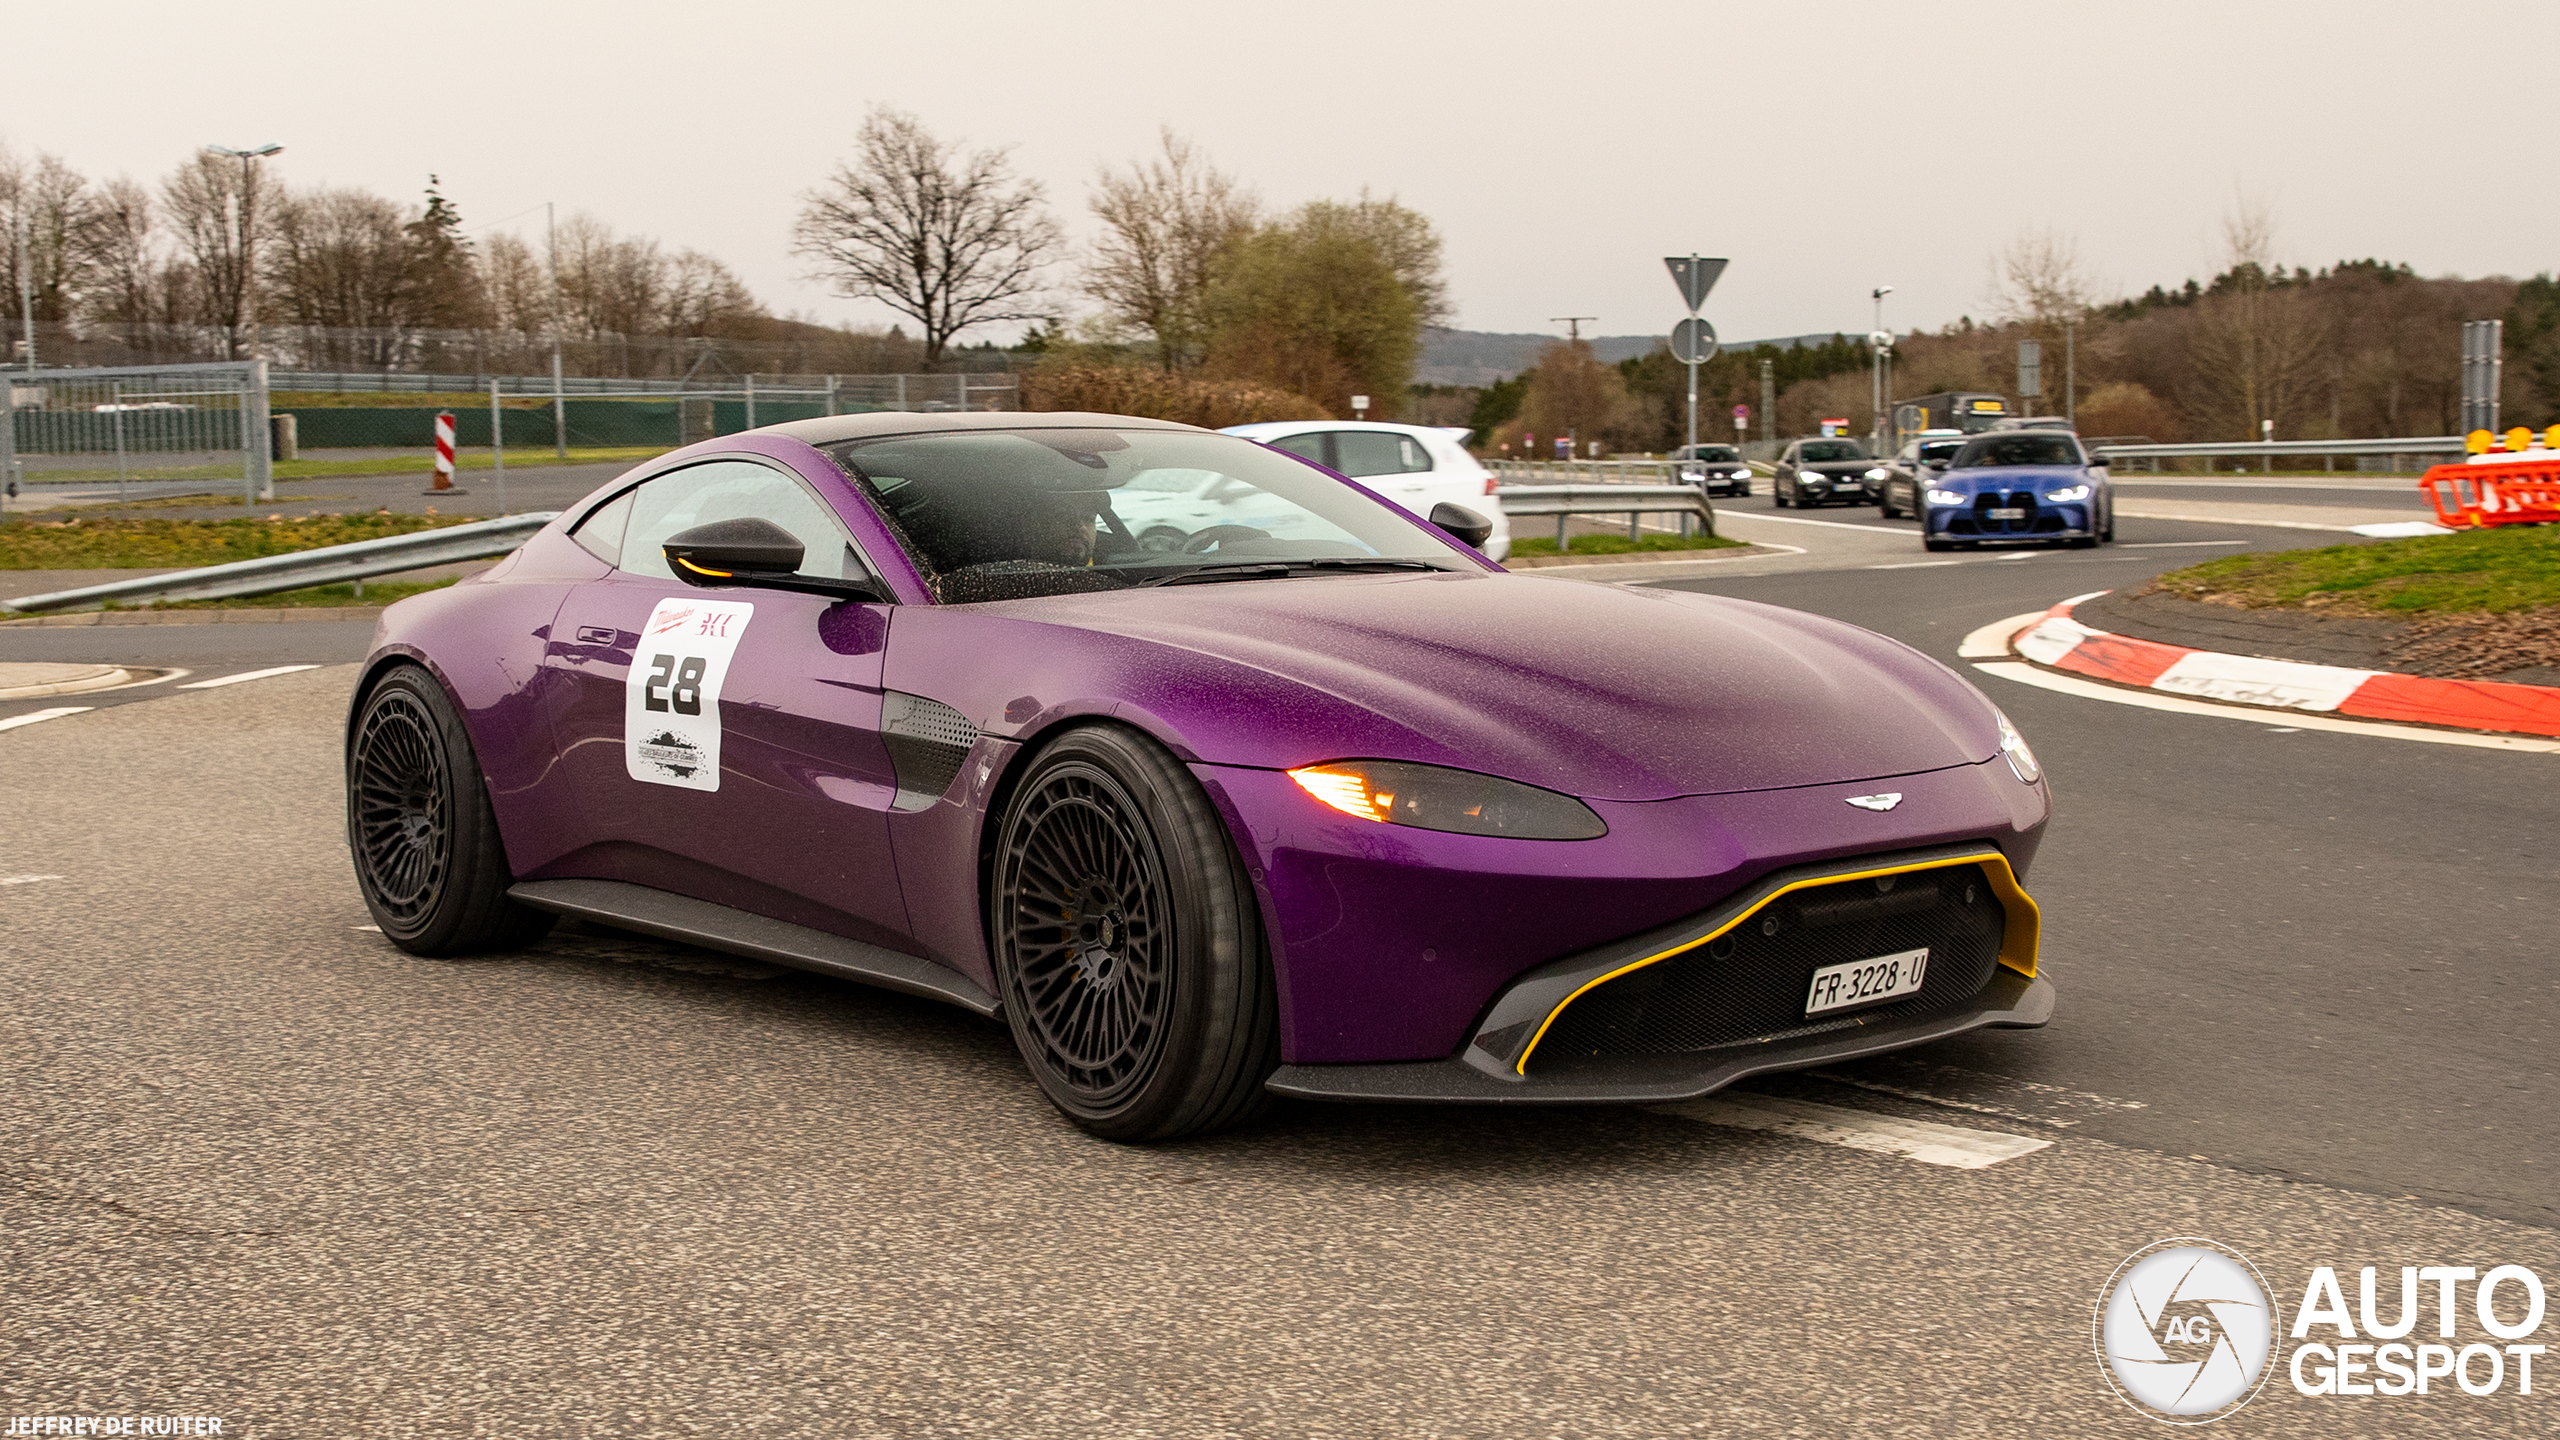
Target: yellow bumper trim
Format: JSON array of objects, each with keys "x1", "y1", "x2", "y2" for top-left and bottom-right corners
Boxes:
[{"x1": 1514, "y1": 853, "x2": 2039, "y2": 1075}]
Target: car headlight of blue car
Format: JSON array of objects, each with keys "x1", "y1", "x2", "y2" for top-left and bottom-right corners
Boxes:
[
  {"x1": 1925, "y1": 488, "x2": 1966, "y2": 506},
  {"x1": 2042, "y1": 484, "x2": 2092, "y2": 503}
]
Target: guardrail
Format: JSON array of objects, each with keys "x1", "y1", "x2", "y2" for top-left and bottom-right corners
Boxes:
[
  {"x1": 2090, "y1": 436, "x2": 2467, "y2": 471},
  {"x1": 1, "y1": 512, "x2": 559, "y2": 615},
  {"x1": 1494, "y1": 484, "x2": 1717, "y2": 546}
]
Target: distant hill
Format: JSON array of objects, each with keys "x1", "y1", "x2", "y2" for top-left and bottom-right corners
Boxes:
[{"x1": 1417, "y1": 328, "x2": 1859, "y2": 386}]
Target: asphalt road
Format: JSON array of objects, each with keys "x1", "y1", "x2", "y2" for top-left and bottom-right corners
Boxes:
[{"x1": 4, "y1": 494, "x2": 2554, "y2": 1437}]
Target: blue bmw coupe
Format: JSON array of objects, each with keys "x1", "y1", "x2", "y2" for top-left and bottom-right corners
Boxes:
[{"x1": 1920, "y1": 431, "x2": 2114, "y2": 551}]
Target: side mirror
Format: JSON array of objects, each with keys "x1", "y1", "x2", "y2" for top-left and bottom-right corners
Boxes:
[
  {"x1": 663, "y1": 518, "x2": 886, "y2": 602},
  {"x1": 1429, "y1": 501, "x2": 1494, "y2": 549}
]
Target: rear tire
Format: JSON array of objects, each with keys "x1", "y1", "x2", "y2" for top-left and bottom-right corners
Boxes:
[
  {"x1": 347, "y1": 664, "x2": 555, "y2": 956},
  {"x1": 989, "y1": 724, "x2": 1278, "y2": 1142}
]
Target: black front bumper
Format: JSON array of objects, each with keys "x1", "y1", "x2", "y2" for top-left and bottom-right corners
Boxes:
[{"x1": 1265, "y1": 843, "x2": 2052, "y2": 1105}]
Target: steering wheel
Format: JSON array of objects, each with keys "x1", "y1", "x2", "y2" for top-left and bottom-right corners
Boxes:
[{"x1": 1180, "y1": 524, "x2": 1271, "y2": 554}]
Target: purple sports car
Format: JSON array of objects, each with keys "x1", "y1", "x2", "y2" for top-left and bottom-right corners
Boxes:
[{"x1": 348, "y1": 412, "x2": 2052, "y2": 1140}]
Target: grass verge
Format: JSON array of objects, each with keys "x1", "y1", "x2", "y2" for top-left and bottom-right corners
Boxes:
[
  {"x1": 129, "y1": 578, "x2": 457, "y2": 610},
  {"x1": 0, "y1": 513, "x2": 478, "y2": 570},
  {"x1": 25, "y1": 446, "x2": 662, "y2": 487},
  {"x1": 2152, "y1": 525, "x2": 2560, "y2": 616},
  {"x1": 1508, "y1": 532, "x2": 1746, "y2": 558}
]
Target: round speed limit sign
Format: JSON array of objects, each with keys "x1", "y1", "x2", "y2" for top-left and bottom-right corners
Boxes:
[{"x1": 1671, "y1": 316, "x2": 1719, "y2": 364}]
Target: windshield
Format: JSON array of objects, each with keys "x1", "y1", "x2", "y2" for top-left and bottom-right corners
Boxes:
[
  {"x1": 1918, "y1": 441, "x2": 1966, "y2": 464},
  {"x1": 1953, "y1": 434, "x2": 2085, "y2": 468},
  {"x1": 1798, "y1": 441, "x2": 1868, "y2": 462},
  {"x1": 828, "y1": 428, "x2": 1468, "y2": 603},
  {"x1": 1687, "y1": 446, "x2": 1739, "y2": 462}
]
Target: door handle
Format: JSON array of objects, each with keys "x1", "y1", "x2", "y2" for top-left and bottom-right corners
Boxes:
[{"x1": 576, "y1": 626, "x2": 619, "y2": 645}]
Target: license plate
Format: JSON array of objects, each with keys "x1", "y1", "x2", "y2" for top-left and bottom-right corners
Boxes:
[
  {"x1": 1985, "y1": 506, "x2": 2025, "y2": 520},
  {"x1": 1804, "y1": 947, "x2": 1930, "y2": 1017}
]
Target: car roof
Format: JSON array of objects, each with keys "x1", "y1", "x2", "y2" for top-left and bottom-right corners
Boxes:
[
  {"x1": 1222, "y1": 420, "x2": 1465, "y2": 440},
  {"x1": 763, "y1": 410, "x2": 1209, "y2": 445}
]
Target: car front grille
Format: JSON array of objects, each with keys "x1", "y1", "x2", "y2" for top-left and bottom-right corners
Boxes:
[
  {"x1": 1524, "y1": 867, "x2": 2007, "y2": 1068},
  {"x1": 1971, "y1": 490, "x2": 2041, "y2": 534}
]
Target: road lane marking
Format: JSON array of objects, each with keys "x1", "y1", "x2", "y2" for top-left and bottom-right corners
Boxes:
[
  {"x1": 0, "y1": 873, "x2": 65, "y2": 885},
  {"x1": 177, "y1": 665, "x2": 320, "y2": 690},
  {"x1": 0, "y1": 707, "x2": 94, "y2": 732},
  {"x1": 1652, "y1": 1094, "x2": 2054, "y2": 1169},
  {"x1": 1973, "y1": 660, "x2": 2560, "y2": 753},
  {"x1": 2119, "y1": 540, "x2": 2249, "y2": 548},
  {"x1": 1716, "y1": 511, "x2": 1922, "y2": 535},
  {"x1": 1958, "y1": 611, "x2": 2049, "y2": 659},
  {"x1": 1806, "y1": 1064, "x2": 2149, "y2": 1130}
]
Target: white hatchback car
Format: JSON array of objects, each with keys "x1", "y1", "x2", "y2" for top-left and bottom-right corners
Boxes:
[{"x1": 1217, "y1": 421, "x2": 1511, "y2": 562}]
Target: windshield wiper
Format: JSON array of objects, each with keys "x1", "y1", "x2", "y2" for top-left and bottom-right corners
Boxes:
[{"x1": 1130, "y1": 558, "x2": 1451, "y2": 588}]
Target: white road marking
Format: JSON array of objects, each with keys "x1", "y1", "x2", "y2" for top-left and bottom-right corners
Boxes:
[
  {"x1": 1717, "y1": 510, "x2": 1921, "y2": 535},
  {"x1": 0, "y1": 707, "x2": 94, "y2": 732},
  {"x1": 1957, "y1": 611, "x2": 2049, "y2": 659},
  {"x1": 0, "y1": 873, "x2": 65, "y2": 885},
  {"x1": 2112, "y1": 508, "x2": 2356, "y2": 533},
  {"x1": 2119, "y1": 540, "x2": 2249, "y2": 548},
  {"x1": 2351, "y1": 521, "x2": 2454, "y2": 537},
  {"x1": 1865, "y1": 559, "x2": 1967, "y2": 570},
  {"x1": 1973, "y1": 661, "x2": 2560, "y2": 753},
  {"x1": 1807, "y1": 1063, "x2": 2149, "y2": 1130},
  {"x1": 177, "y1": 665, "x2": 320, "y2": 690},
  {"x1": 1652, "y1": 1094, "x2": 2054, "y2": 1169},
  {"x1": 353, "y1": 924, "x2": 381, "y2": 932}
]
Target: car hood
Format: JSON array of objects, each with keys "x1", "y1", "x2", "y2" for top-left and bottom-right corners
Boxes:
[
  {"x1": 1797, "y1": 460, "x2": 1878, "y2": 476},
  {"x1": 1941, "y1": 465, "x2": 2092, "y2": 489},
  {"x1": 934, "y1": 572, "x2": 2000, "y2": 801}
]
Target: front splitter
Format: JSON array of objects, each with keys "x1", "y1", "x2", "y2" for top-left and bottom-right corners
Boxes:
[{"x1": 1264, "y1": 969, "x2": 2052, "y2": 1105}]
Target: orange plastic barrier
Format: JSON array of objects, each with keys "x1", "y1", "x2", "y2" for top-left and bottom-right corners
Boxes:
[{"x1": 2420, "y1": 456, "x2": 2560, "y2": 529}]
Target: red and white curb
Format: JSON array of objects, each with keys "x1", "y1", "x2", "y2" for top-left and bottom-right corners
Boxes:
[{"x1": 1985, "y1": 591, "x2": 2560, "y2": 740}]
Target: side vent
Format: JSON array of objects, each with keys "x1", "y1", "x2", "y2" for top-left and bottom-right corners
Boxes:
[{"x1": 882, "y1": 691, "x2": 980, "y2": 811}]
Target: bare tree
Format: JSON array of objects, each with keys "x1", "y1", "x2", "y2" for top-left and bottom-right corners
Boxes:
[
  {"x1": 162, "y1": 151, "x2": 276, "y2": 357},
  {"x1": 1987, "y1": 228, "x2": 2095, "y2": 328},
  {"x1": 792, "y1": 107, "x2": 1060, "y2": 366},
  {"x1": 1083, "y1": 129, "x2": 1258, "y2": 370},
  {"x1": 79, "y1": 176, "x2": 161, "y2": 325},
  {"x1": 265, "y1": 185, "x2": 422, "y2": 364},
  {"x1": 2183, "y1": 194, "x2": 2330, "y2": 438}
]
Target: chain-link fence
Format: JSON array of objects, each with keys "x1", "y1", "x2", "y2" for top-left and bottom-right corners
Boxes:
[
  {"x1": 4, "y1": 360, "x2": 274, "y2": 507},
  {"x1": 267, "y1": 372, "x2": 1017, "y2": 452}
]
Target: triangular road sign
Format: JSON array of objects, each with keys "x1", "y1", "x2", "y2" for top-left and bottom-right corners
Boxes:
[{"x1": 1664, "y1": 256, "x2": 1728, "y2": 314}]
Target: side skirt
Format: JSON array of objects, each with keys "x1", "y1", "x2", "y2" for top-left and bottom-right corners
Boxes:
[{"x1": 507, "y1": 877, "x2": 1002, "y2": 1018}]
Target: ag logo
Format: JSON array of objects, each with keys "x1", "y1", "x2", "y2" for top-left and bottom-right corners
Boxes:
[{"x1": 2095, "y1": 1237, "x2": 2280, "y2": 1424}]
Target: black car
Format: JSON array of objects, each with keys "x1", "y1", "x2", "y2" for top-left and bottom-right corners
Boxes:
[
  {"x1": 1874, "y1": 432, "x2": 1970, "y2": 519},
  {"x1": 1774, "y1": 438, "x2": 1882, "y2": 507},
  {"x1": 1671, "y1": 443, "x2": 1754, "y2": 497}
]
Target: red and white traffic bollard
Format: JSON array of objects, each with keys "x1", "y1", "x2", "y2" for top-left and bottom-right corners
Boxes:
[{"x1": 423, "y1": 410, "x2": 467, "y2": 495}]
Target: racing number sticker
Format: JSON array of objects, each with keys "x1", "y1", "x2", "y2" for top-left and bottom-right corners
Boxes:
[{"x1": 625, "y1": 597, "x2": 754, "y2": 791}]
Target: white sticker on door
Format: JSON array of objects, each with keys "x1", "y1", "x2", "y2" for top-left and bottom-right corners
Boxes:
[{"x1": 625, "y1": 597, "x2": 754, "y2": 791}]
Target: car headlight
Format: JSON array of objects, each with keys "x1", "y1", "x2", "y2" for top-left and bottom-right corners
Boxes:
[
  {"x1": 1288, "y1": 760, "x2": 1607, "y2": 840},
  {"x1": 1994, "y1": 708, "x2": 2041, "y2": 785},
  {"x1": 1864, "y1": 468, "x2": 1889, "y2": 480},
  {"x1": 1925, "y1": 488, "x2": 1966, "y2": 506},
  {"x1": 1731, "y1": 469, "x2": 1752, "y2": 479},
  {"x1": 2043, "y1": 484, "x2": 2092, "y2": 502}
]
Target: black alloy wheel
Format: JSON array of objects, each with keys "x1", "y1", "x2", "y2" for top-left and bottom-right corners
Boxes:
[
  {"x1": 347, "y1": 665, "x2": 554, "y2": 955},
  {"x1": 989, "y1": 725, "x2": 1277, "y2": 1141}
]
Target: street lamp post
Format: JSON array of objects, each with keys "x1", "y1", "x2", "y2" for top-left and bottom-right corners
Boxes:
[
  {"x1": 203, "y1": 144, "x2": 282, "y2": 360},
  {"x1": 1870, "y1": 286, "x2": 1894, "y2": 452}
]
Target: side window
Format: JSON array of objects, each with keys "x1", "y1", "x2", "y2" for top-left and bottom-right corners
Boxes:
[
  {"x1": 619, "y1": 459, "x2": 865, "y2": 581},
  {"x1": 1335, "y1": 431, "x2": 1423, "y2": 478},
  {"x1": 572, "y1": 487, "x2": 635, "y2": 565},
  {"x1": 1270, "y1": 433, "x2": 1329, "y2": 467}
]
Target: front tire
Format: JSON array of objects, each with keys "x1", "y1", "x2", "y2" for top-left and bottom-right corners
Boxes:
[
  {"x1": 989, "y1": 724, "x2": 1278, "y2": 1142},
  {"x1": 347, "y1": 664, "x2": 554, "y2": 956}
]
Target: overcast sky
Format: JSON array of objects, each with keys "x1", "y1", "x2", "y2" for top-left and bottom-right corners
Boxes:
[{"x1": 7, "y1": 0, "x2": 2553, "y2": 347}]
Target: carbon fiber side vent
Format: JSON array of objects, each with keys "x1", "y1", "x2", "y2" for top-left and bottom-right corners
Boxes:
[{"x1": 882, "y1": 691, "x2": 980, "y2": 811}]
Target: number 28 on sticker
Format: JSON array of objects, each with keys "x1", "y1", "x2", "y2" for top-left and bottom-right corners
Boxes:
[{"x1": 624, "y1": 598, "x2": 754, "y2": 792}]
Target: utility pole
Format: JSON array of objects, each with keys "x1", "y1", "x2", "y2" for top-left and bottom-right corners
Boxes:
[
  {"x1": 14, "y1": 209, "x2": 33, "y2": 370},
  {"x1": 1549, "y1": 316, "x2": 1597, "y2": 343},
  {"x1": 548, "y1": 201, "x2": 567, "y2": 458},
  {"x1": 1870, "y1": 286, "x2": 1893, "y2": 453},
  {"x1": 2064, "y1": 316, "x2": 2077, "y2": 429},
  {"x1": 1760, "y1": 357, "x2": 1776, "y2": 448},
  {"x1": 203, "y1": 144, "x2": 283, "y2": 359}
]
